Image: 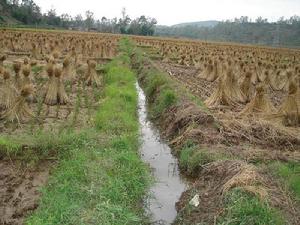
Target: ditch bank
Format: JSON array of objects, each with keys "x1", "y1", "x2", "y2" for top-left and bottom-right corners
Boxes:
[{"x1": 130, "y1": 45, "x2": 300, "y2": 225}]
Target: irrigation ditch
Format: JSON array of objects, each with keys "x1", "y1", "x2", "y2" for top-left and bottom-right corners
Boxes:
[{"x1": 130, "y1": 41, "x2": 300, "y2": 225}]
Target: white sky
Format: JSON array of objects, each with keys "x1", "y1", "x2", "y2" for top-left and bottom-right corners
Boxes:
[{"x1": 34, "y1": 0, "x2": 300, "y2": 25}]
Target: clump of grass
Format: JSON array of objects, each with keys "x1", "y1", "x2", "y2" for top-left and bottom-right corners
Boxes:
[
  {"x1": 144, "y1": 70, "x2": 168, "y2": 99},
  {"x1": 31, "y1": 65, "x2": 43, "y2": 75},
  {"x1": 179, "y1": 143, "x2": 215, "y2": 176},
  {"x1": 154, "y1": 88, "x2": 177, "y2": 115},
  {"x1": 218, "y1": 188, "x2": 284, "y2": 225},
  {"x1": 0, "y1": 136, "x2": 21, "y2": 157},
  {"x1": 270, "y1": 161, "x2": 300, "y2": 201}
]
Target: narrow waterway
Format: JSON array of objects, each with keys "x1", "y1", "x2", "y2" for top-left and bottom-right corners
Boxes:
[{"x1": 136, "y1": 82, "x2": 188, "y2": 225}]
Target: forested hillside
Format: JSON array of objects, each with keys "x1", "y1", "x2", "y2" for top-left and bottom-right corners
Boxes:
[
  {"x1": 156, "y1": 17, "x2": 300, "y2": 48},
  {"x1": 0, "y1": 0, "x2": 157, "y2": 35}
]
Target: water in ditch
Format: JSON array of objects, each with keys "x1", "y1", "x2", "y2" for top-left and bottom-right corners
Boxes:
[{"x1": 136, "y1": 82, "x2": 188, "y2": 225}]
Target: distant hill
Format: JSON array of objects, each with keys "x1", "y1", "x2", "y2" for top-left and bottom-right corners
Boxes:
[
  {"x1": 155, "y1": 19, "x2": 300, "y2": 48},
  {"x1": 171, "y1": 20, "x2": 219, "y2": 28},
  {"x1": 0, "y1": 1, "x2": 20, "y2": 24}
]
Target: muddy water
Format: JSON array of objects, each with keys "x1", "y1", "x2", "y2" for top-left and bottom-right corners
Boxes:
[{"x1": 136, "y1": 83, "x2": 188, "y2": 225}]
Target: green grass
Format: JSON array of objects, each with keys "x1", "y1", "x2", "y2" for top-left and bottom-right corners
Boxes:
[
  {"x1": 218, "y1": 188, "x2": 284, "y2": 225},
  {"x1": 137, "y1": 66, "x2": 178, "y2": 118},
  {"x1": 0, "y1": 136, "x2": 21, "y2": 157},
  {"x1": 270, "y1": 161, "x2": 300, "y2": 201},
  {"x1": 32, "y1": 65, "x2": 43, "y2": 74},
  {"x1": 0, "y1": 128, "x2": 89, "y2": 162},
  {"x1": 179, "y1": 146, "x2": 214, "y2": 176},
  {"x1": 179, "y1": 142, "x2": 227, "y2": 177},
  {"x1": 24, "y1": 39, "x2": 150, "y2": 225}
]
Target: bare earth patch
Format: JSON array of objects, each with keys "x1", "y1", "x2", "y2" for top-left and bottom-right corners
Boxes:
[{"x1": 0, "y1": 160, "x2": 52, "y2": 225}]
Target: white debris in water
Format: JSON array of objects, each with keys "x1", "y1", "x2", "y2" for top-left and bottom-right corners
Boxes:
[{"x1": 189, "y1": 194, "x2": 200, "y2": 207}]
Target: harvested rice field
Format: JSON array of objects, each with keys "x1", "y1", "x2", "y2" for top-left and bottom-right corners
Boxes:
[{"x1": 0, "y1": 29, "x2": 299, "y2": 225}]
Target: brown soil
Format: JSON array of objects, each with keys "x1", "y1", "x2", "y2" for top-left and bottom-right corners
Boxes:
[{"x1": 0, "y1": 160, "x2": 52, "y2": 225}]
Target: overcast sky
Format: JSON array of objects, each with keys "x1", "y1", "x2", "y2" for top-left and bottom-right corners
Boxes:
[{"x1": 34, "y1": 0, "x2": 300, "y2": 25}]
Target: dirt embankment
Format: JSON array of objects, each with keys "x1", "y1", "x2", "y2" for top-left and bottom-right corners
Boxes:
[
  {"x1": 0, "y1": 161, "x2": 52, "y2": 225},
  {"x1": 132, "y1": 52, "x2": 300, "y2": 225}
]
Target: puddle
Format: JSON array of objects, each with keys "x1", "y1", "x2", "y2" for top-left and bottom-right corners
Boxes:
[{"x1": 136, "y1": 82, "x2": 188, "y2": 225}]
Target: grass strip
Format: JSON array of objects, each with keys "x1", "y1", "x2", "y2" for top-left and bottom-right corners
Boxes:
[{"x1": 26, "y1": 39, "x2": 150, "y2": 225}]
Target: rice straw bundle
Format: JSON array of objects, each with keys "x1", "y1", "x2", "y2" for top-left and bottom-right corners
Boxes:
[
  {"x1": 56, "y1": 67, "x2": 69, "y2": 104},
  {"x1": 283, "y1": 70, "x2": 296, "y2": 92},
  {"x1": 270, "y1": 69, "x2": 286, "y2": 91},
  {"x1": 226, "y1": 67, "x2": 246, "y2": 103},
  {"x1": 23, "y1": 57, "x2": 30, "y2": 66},
  {"x1": 1, "y1": 85, "x2": 33, "y2": 123},
  {"x1": 0, "y1": 66, "x2": 3, "y2": 76},
  {"x1": 240, "y1": 71, "x2": 254, "y2": 102},
  {"x1": 44, "y1": 65, "x2": 57, "y2": 105},
  {"x1": 13, "y1": 61, "x2": 23, "y2": 90},
  {"x1": 0, "y1": 54, "x2": 6, "y2": 67},
  {"x1": 198, "y1": 59, "x2": 213, "y2": 79},
  {"x1": 52, "y1": 51, "x2": 60, "y2": 62},
  {"x1": 206, "y1": 60, "x2": 219, "y2": 82},
  {"x1": 204, "y1": 66, "x2": 245, "y2": 108},
  {"x1": 240, "y1": 83, "x2": 275, "y2": 116},
  {"x1": 62, "y1": 56, "x2": 75, "y2": 81},
  {"x1": 278, "y1": 81, "x2": 300, "y2": 127},
  {"x1": 31, "y1": 42, "x2": 39, "y2": 59},
  {"x1": 178, "y1": 55, "x2": 187, "y2": 66},
  {"x1": 205, "y1": 78, "x2": 234, "y2": 108},
  {"x1": 0, "y1": 70, "x2": 16, "y2": 110},
  {"x1": 162, "y1": 49, "x2": 170, "y2": 63},
  {"x1": 70, "y1": 46, "x2": 78, "y2": 65},
  {"x1": 85, "y1": 60, "x2": 101, "y2": 87},
  {"x1": 22, "y1": 65, "x2": 31, "y2": 88},
  {"x1": 44, "y1": 66, "x2": 69, "y2": 105},
  {"x1": 255, "y1": 62, "x2": 266, "y2": 82}
]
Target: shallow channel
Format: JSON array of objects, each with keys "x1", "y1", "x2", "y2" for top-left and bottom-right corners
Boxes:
[{"x1": 136, "y1": 82, "x2": 188, "y2": 225}]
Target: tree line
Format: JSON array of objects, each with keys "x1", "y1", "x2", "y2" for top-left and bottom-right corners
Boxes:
[
  {"x1": 155, "y1": 16, "x2": 300, "y2": 48},
  {"x1": 1, "y1": 1, "x2": 300, "y2": 47},
  {"x1": 0, "y1": 0, "x2": 157, "y2": 36}
]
